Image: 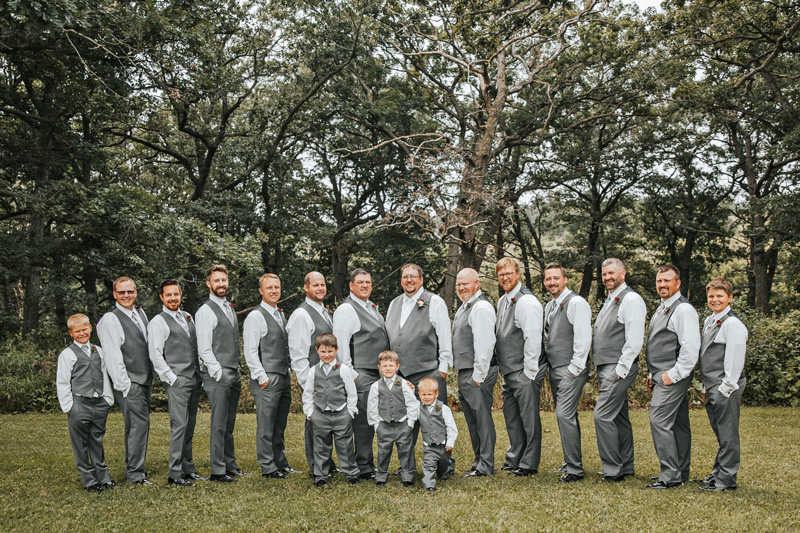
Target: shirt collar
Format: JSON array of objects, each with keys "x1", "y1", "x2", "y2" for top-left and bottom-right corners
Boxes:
[
  {"x1": 662, "y1": 292, "x2": 682, "y2": 307},
  {"x1": 161, "y1": 305, "x2": 181, "y2": 318},
  {"x1": 464, "y1": 289, "x2": 483, "y2": 306},
  {"x1": 73, "y1": 341, "x2": 91, "y2": 350},
  {"x1": 554, "y1": 288, "x2": 573, "y2": 305},
  {"x1": 304, "y1": 297, "x2": 326, "y2": 312},
  {"x1": 116, "y1": 302, "x2": 137, "y2": 315},
  {"x1": 404, "y1": 287, "x2": 424, "y2": 303},
  {"x1": 384, "y1": 376, "x2": 396, "y2": 385},
  {"x1": 712, "y1": 306, "x2": 731, "y2": 321},
  {"x1": 260, "y1": 301, "x2": 278, "y2": 312},
  {"x1": 607, "y1": 282, "x2": 628, "y2": 300},
  {"x1": 350, "y1": 295, "x2": 372, "y2": 310},
  {"x1": 502, "y1": 282, "x2": 522, "y2": 301},
  {"x1": 209, "y1": 293, "x2": 228, "y2": 307}
]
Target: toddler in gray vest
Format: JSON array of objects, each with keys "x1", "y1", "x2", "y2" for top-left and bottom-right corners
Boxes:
[
  {"x1": 367, "y1": 350, "x2": 420, "y2": 486},
  {"x1": 55, "y1": 314, "x2": 115, "y2": 492},
  {"x1": 417, "y1": 378, "x2": 458, "y2": 491}
]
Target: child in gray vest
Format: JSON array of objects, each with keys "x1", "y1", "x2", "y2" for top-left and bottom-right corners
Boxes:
[
  {"x1": 55, "y1": 314, "x2": 115, "y2": 492},
  {"x1": 301, "y1": 333, "x2": 361, "y2": 487},
  {"x1": 367, "y1": 350, "x2": 420, "y2": 486},
  {"x1": 417, "y1": 377, "x2": 458, "y2": 491}
]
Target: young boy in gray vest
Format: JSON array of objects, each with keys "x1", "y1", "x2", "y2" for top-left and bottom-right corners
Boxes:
[
  {"x1": 697, "y1": 278, "x2": 748, "y2": 492},
  {"x1": 56, "y1": 314, "x2": 115, "y2": 492},
  {"x1": 301, "y1": 333, "x2": 361, "y2": 487},
  {"x1": 417, "y1": 377, "x2": 457, "y2": 491},
  {"x1": 367, "y1": 350, "x2": 419, "y2": 486}
]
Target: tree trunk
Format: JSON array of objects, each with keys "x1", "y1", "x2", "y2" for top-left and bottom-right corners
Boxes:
[{"x1": 21, "y1": 215, "x2": 44, "y2": 339}]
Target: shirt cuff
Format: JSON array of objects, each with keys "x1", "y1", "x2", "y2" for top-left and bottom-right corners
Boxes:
[
  {"x1": 667, "y1": 368, "x2": 682, "y2": 384},
  {"x1": 522, "y1": 366, "x2": 537, "y2": 381},
  {"x1": 437, "y1": 361, "x2": 449, "y2": 374},
  {"x1": 718, "y1": 381, "x2": 736, "y2": 397},
  {"x1": 567, "y1": 363, "x2": 580, "y2": 377},
  {"x1": 615, "y1": 363, "x2": 629, "y2": 379},
  {"x1": 162, "y1": 370, "x2": 178, "y2": 386},
  {"x1": 258, "y1": 373, "x2": 269, "y2": 386}
]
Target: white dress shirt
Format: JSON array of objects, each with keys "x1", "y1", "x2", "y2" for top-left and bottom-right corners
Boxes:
[
  {"x1": 657, "y1": 292, "x2": 701, "y2": 384},
  {"x1": 703, "y1": 306, "x2": 748, "y2": 397},
  {"x1": 302, "y1": 362, "x2": 359, "y2": 419},
  {"x1": 243, "y1": 301, "x2": 283, "y2": 386},
  {"x1": 456, "y1": 290, "x2": 496, "y2": 384},
  {"x1": 386, "y1": 287, "x2": 453, "y2": 374},
  {"x1": 286, "y1": 298, "x2": 331, "y2": 389},
  {"x1": 545, "y1": 289, "x2": 592, "y2": 376},
  {"x1": 195, "y1": 294, "x2": 234, "y2": 381},
  {"x1": 422, "y1": 402, "x2": 459, "y2": 448},
  {"x1": 367, "y1": 375, "x2": 420, "y2": 428},
  {"x1": 599, "y1": 283, "x2": 647, "y2": 379},
  {"x1": 147, "y1": 306, "x2": 193, "y2": 386},
  {"x1": 498, "y1": 283, "x2": 543, "y2": 380},
  {"x1": 332, "y1": 295, "x2": 383, "y2": 368},
  {"x1": 96, "y1": 302, "x2": 149, "y2": 397},
  {"x1": 56, "y1": 342, "x2": 114, "y2": 413}
]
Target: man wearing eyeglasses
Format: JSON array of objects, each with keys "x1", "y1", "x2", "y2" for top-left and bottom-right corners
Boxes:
[
  {"x1": 97, "y1": 276, "x2": 154, "y2": 485},
  {"x1": 385, "y1": 263, "x2": 453, "y2": 477}
]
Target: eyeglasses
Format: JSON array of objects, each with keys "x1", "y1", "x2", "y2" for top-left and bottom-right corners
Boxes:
[
  {"x1": 116, "y1": 290, "x2": 136, "y2": 295},
  {"x1": 401, "y1": 275, "x2": 420, "y2": 280},
  {"x1": 498, "y1": 273, "x2": 515, "y2": 279}
]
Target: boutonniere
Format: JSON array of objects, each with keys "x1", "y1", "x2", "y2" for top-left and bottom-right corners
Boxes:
[
  {"x1": 435, "y1": 403, "x2": 442, "y2": 410},
  {"x1": 278, "y1": 307, "x2": 283, "y2": 313},
  {"x1": 467, "y1": 302, "x2": 473, "y2": 308},
  {"x1": 185, "y1": 314, "x2": 192, "y2": 321},
  {"x1": 334, "y1": 363, "x2": 340, "y2": 370},
  {"x1": 663, "y1": 307, "x2": 671, "y2": 314},
  {"x1": 510, "y1": 297, "x2": 517, "y2": 304},
  {"x1": 371, "y1": 303, "x2": 377, "y2": 309},
  {"x1": 135, "y1": 305, "x2": 142, "y2": 310},
  {"x1": 90, "y1": 346, "x2": 98, "y2": 352},
  {"x1": 417, "y1": 299, "x2": 426, "y2": 308},
  {"x1": 715, "y1": 319, "x2": 721, "y2": 326},
  {"x1": 614, "y1": 297, "x2": 621, "y2": 305},
  {"x1": 395, "y1": 378, "x2": 402, "y2": 386},
  {"x1": 228, "y1": 302, "x2": 236, "y2": 308}
]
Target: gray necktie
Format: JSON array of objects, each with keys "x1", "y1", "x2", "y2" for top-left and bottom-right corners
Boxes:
[
  {"x1": 223, "y1": 301, "x2": 235, "y2": 325},
  {"x1": 80, "y1": 344, "x2": 90, "y2": 357},
  {"x1": 499, "y1": 297, "x2": 511, "y2": 321},
  {"x1": 274, "y1": 309, "x2": 285, "y2": 333},
  {"x1": 130, "y1": 310, "x2": 146, "y2": 337},
  {"x1": 546, "y1": 302, "x2": 558, "y2": 327},
  {"x1": 175, "y1": 312, "x2": 190, "y2": 335},
  {"x1": 323, "y1": 364, "x2": 331, "y2": 376},
  {"x1": 322, "y1": 308, "x2": 333, "y2": 327}
]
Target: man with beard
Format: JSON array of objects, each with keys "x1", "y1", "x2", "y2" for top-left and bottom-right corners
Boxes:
[
  {"x1": 195, "y1": 264, "x2": 249, "y2": 482},
  {"x1": 97, "y1": 276, "x2": 153, "y2": 485},
  {"x1": 147, "y1": 279, "x2": 206, "y2": 486}
]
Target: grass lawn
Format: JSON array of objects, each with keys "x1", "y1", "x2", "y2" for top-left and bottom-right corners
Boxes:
[{"x1": 1, "y1": 407, "x2": 798, "y2": 532}]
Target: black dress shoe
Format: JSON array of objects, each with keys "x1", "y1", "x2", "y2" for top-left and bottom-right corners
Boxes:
[
  {"x1": 559, "y1": 473, "x2": 584, "y2": 483},
  {"x1": 500, "y1": 464, "x2": 517, "y2": 471},
  {"x1": 692, "y1": 474, "x2": 715, "y2": 484},
  {"x1": 85, "y1": 484, "x2": 104, "y2": 493},
  {"x1": 556, "y1": 463, "x2": 567, "y2": 473},
  {"x1": 209, "y1": 474, "x2": 237, "y2": 483},
  {"x1": 131, "y1": 479, "x2": 154, "y2": 486},
  {"x1": 358, "y1": 472, "x2": 376, "y2": 480},
  {"x1": 314, "y1": 479, "x2": 327, "y2": 488},
  {"x1": 647, "y1": 480, "x2": 682, "y2": 489},
  {"x1": 650, "y1": 475, "x2": 660, "y2": 481},
  {"x1": 101, "y1": 481, "x2": 116, "y2": 489},
  {"x1": 186, "y1": 473, "x2": 209, "y2": 481},
  {"x1": 263, "y1": 471, "x2": 288, "y2": 479},
  {"x1": 402, "y1": 481, "x2": 414, "y2": 487},
  {"x1": 599, "y1": 475, "x2": 625, "y2": 483},
  {"x1": 376, "y1": 480, "x2": 386, "y2": 486},
  {"x1": 462, "y1": 470, "x2": 488, "y2": 478},
  {"x1": 227, "y1": 469, "x2": 252, "y2": 477},
  {"x1": 282, "y1": 467, "x2": 302, "y2": 474},
  {"x1": 426, "y1": 487, "x2": 436, "y2": 492},
  {"x1": 348, "y1": 477, "x2": 360, "y2": 484},
  {"x1": 510, "y1": 468, "x2": 537, "y2": 477},
  {"x1": 168, "y1": 477, "x2": 195, "y2": 487},
  {"x1": 699, "y1": 483, "x2": 736, "y2": 492}
]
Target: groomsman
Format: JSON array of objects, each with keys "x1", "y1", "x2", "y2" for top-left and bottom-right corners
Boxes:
[
  {"x1": 147, "y1": 279, "x2": 205, "y2": 486},
  {"x1": 453, "y1": 267, "x2": 498, "y2": 477},
  {"x1": 196, "y1": 264, "x2": 248, "y2": 482},
  {"x1": 542, "y1": 264, "x2": 591, "y2": 482},
  {"x1": 592, "y1": 259, "x2": 646, "y2": 482},
  {"x1": 287, "y1": 271, "x2": 334, "y2": 477},
  {"x1": 333, "y1": 268, "x2": 390, "y2": 479},
  {"x1": 243, "y1": 274, "x2": 294, "y2": 479},
  {"x1": 97, "y1": 276, "x2": 153, "y2": 485},
  {"x1": 494, "y1": 257, "x2": 545, "y2": 477},
  {"x1": 385, "y1": 263, "x2": 452, "y2": 475},
  {"x1": 645, "y1": 264, "x2": 700, "y2": 489},
  {"x1": 697, "y1": 278, "x2": 747, "y2": 492}
]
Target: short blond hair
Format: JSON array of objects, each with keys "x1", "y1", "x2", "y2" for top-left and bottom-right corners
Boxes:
[
  {"x1": 112, "y1": 276, "x2": 135, "y2": 291},
  {"x1": 378, "y1": 350, "x2": 399, "y2": 364},
  {"x1": 418, "y1": 377, "x2": 439, "y2": 392},
  {"x1": 706, "y1": 278, "x2": 733, "y2": 296},
  {"x1": 496, "y1": 257, "x2": 520, "y2": 273},
  {"x1": 259, "y1": 273, "x2": 280, "y2": 287},
  {"x1": 67, "y1": 313, "x2": 90, "y2": 330}
]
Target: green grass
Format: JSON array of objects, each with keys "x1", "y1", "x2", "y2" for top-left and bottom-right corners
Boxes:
[{"x1": 1, "y1": 408, "x2": 799, "y2": 532}]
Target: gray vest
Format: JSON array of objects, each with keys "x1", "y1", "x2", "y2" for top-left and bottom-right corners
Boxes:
[
  {"x1": 645, "y1": 295, "x2": 691, "y2": 374},
  {"x1": 544, "y1": 292, "x2": 577, "y2": 368},
  {"x1": 296, "y1": 301, "x2": 333, "y2": 367},
  {"x1": 202, "y1": 299, "x2": 241, "y2": 369},
  {"x1": 592, "y1": 287, "x2": 635, "y2": 366},
  {"x1": 453, "y1": 294, "x2": 492, "y2": 371},
  {"x1": 419, "y1": 400, "x2": 447, "y2": 446},
  {"x1": 699, "y1": 311, "x2": 742, "y2": 388},
  {"x1": 69, "y1": 344, "x2": 104, "y2": 397},
  {"x1": 378, "y1": 378, "x2": 408, "y2": 422},
  {"x1": 255, "y1": 306, "x2": 290, "y2": 375},
  {"x1": 159, "y1": 311, "x2": 199, "y2": 378},
  {"x1": 312, "y1": 364, "x2": 347, "y2": 412},
  {"x1": 340, "y1": 296, "x2": 390, "y2": 370},
  {"x1": 495, "y1": 286, "x2": 535, "y2": 375},
  {"x1": 109, "y1": 306, "x2": 152, "y2": 386},
  {"x1": 385, "y1": 290, "x2": 439, "y2": 375}
]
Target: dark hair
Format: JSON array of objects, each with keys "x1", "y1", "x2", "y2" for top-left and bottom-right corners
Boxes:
[
  {"x1": 543, "y1": 264, "x2": 566, "y2": 278},
  {"x1": 159, "y1": 279, "x2": 182, "y2": 295},
  {"x1": 656, "y1": 264, "x2": 681, "y2": 279},
  {"x1": 400, "y1": 263, "x2": 423, "y2": 278},
  {"x1": 206, "y1": 264, "x2": 228, "y2": 281},
  {"x1": 349, "y1": 268, "x2": 370, "y2": 283},
  {"x1": 316, "y1": 333, "x2": 338, "y2": 349}
]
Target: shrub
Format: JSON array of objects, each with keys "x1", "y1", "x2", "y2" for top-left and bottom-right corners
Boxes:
[{"x1": 0, "y1": 336, "x2": 60, "y2": 413}]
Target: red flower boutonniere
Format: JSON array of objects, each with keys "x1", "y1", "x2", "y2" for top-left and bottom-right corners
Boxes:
[
  {"x1": 614, "y1": 297, "x2": 621, "y2": 305},
  {"x1": 395, "y1": 378, "x2": 402, "y2": 386},
  {"x1": 435, "y1": 403, "x2": 442, "y2": 410},
  {"x1": 185, "y1": 314, "x2": 192, "y2": 321},
  {"x1": 715, "y1": 319, "x2": 722, "y2": 326},
  {"x1": 135, "y1": 305, "x2": 142, "y2": 310},
  {"x1": 228, "y1": 302, "x2": 236, "y2": 308},
  {"x1": 417, "y1": 299, "x2": 426, "y2": 309},
  {"x1": 510, "y1": 297, "x2": 517, "y2": 304},
  {"x1": 467, "y1": 302, "x2": 473, "y2": 308},
  {"x1": 371, "y1": 303, "x2": 378, "y2": 310},
  {"x1": 90, "y1": 346, "x2": 98, "y2": 352},
  {"x1": 334, "y1": 363, "x2": 340, "y2": 370},
  {"x1": 278, "y1": 308, "x2": 283, "y2": 313}
]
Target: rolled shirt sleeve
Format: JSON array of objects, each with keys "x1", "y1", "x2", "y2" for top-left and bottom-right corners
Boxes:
[
  {"x1": 402, "y1": 378, "x2": 420, "y2": 425},
  {"x1": 514, "y1": 293, "x2": 543, "y2": 380},
  {"x1": 147, "y1": 314, "x2": 177, "y2": 386},
  {"x1": 428, "y1": 295, "x2": 453, "y2": 374},
  {"x1": 341, "y1": 364, "x2": 360, "y2": 417},
  {"x1": 442, "y1": 404, "x2": 458, "y2": 448},
  {"x1": 332, "y1": 304, "x2": 360, "y2": 368},
  {"x1": 56, "y1": 347, "x2": 77, "y2": 413},
  {"x1": 287, "y1": 308, "x2": 314, "y2": 389},
  {"x1": 367, "y1": 381, "x2": 381, "y2": 429}
]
